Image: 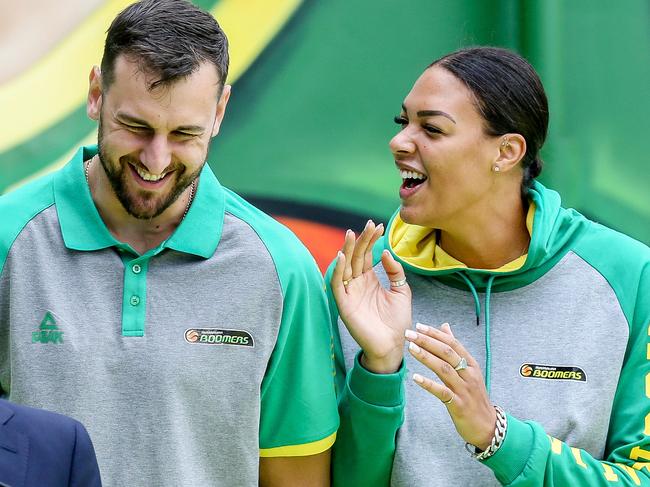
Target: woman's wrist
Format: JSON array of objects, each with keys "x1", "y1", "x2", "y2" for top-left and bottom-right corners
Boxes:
[
  {"x1": 360, "y1": 350, "x2": 403, "y2": 374},
  {"x1": 466, "y1": 405, "x2": 507, "y2": 461}
]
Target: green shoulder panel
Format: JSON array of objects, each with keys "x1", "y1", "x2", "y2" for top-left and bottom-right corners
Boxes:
[
  {"x1": 222, "y1": 188, "x2": 339, "y2": 450},
  {"x1": 0, "y1": 173, "x2": 56, "y2": 275},
  {"x1": 323, "y1": 257, "x2": 347, "y2": 397},
  {"x1": 574, "y1": 223, "x2": 650, "y2": 476},
  {"x1": 573, "y1": 221, "x2": 650, "y2": 330},
  {"x1": 487, "y1": 223, "x2": 650, "y2": 485}
]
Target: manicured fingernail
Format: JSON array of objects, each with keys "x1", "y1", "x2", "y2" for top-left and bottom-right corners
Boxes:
[
  {"x1": 404, "y1": 329, "x2": 417, "y2": 340},
  {"x1": 415, "y1": 323, "x2": 430, "y2": 332},
  {"x1": 413, "y1": 373, "x2": 424, "y2": 384},
  {"x1": 409, "y1": 342, "x2": 421, "y2": 353},
  {"x1": 337, "y1": 251, "x2": 343, "y2": 258},
  {"x1": 377, "y1": 223, "x2": 384, "y2": 229},
  {"x1": 441, "y1": 322, "x2": 451, "y2": 331}
]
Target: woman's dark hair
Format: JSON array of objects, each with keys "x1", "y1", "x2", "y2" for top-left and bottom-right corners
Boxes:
[
  {"x1": 431, "y1": 46, "x2": 548, "y2": 196},
  {"x1": 101, "y1": 0, "x2": 229, "y2": 94}
]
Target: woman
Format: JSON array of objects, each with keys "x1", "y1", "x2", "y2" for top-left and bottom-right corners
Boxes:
[{"x1": 328, "y1": 46, "x2": 650, "y2": 486}]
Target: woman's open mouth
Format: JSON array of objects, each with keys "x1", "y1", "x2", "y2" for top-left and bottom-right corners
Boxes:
[{"x1": 399, "y1": 169, "x2": 427, "y2": 198}]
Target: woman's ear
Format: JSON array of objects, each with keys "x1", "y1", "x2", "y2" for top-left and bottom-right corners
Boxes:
[{"x1": 493, "y1": 134, "x2": 526, "y2": 173}]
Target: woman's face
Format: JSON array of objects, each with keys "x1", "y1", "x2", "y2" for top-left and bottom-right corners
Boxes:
[{"x1": 390, "y1": 66, "x2": 502, "y2": 229}]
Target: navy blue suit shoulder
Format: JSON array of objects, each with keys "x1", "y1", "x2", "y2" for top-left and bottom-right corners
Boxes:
[{"x1": 0, "y1": 400, "x2": 101, "y2": 487}]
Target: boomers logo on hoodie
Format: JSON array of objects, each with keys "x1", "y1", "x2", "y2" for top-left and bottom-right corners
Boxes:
[{"x1": 520, "y1": 363, "x2": 587, "y2": 382}]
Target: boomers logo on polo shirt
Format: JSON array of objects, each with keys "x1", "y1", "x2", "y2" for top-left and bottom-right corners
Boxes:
[
  {"x1": 185, "y1": 328, "x2": 254, "y2": 347},
  {"x1": 520, "y1": 363, "x2": 586, "y2": 382}
]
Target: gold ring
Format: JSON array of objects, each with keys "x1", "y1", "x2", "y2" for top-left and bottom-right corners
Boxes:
[
  {"x1": 442, "y1": 395, "x2": 454, "y2": 405},
  {"x1": 343, "y1": 279, "x2": 351, "y2": 286},
  {"x1": 390, "y1": 278, "x2": 407, "y2": 287}
]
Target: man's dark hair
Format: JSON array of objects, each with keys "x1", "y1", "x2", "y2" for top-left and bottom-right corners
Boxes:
[
  {"x1": 431, "y1": 46, "x2": 549, "y2": 197},
  {"x1": 101, "y1": 0, "x2": 229, "y2": 93}
]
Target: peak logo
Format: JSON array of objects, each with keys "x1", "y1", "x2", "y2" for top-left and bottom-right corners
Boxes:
[
  {"x1": 32, "y1": 311, "x2": 64, "y2": 344},
  {"x1": 520, "y1": 363, "x2": 586, "y2": 382},
  {"x1": 185, "y1": 328, "x2": 254, "y2": 348}
]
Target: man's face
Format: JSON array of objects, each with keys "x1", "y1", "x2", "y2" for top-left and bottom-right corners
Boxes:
[{"x1": 89, "y1": 56, "x2": 229, "y2": 219}]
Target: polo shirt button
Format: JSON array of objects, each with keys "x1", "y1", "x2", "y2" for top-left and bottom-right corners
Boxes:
[
  {"x1": 132, "y1": 264, "x2": 142, "y2": 274},
  {"x1": 130, "y1": 295, "x2": 141, "y2": 306}
]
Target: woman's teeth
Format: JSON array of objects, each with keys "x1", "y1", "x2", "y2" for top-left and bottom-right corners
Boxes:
[{"x1": 399, "y1": 169, "x2": 426, "y2": 181}]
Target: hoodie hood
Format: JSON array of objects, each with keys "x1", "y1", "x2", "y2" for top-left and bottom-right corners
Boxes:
[{"x1": 385, "y1": 181, "x2": 592, "y2": 293}]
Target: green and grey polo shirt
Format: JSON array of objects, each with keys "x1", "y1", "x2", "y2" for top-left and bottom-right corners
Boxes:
[{"x1": 0, "y1": 145, "x2": 339, "y2": 487}]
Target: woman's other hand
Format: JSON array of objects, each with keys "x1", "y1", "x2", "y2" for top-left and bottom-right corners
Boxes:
[
  {"x1": 405, "y1": 322, "x2": 496, "y2": 450},
  {"x1": 331, "y1": 220, "x2": 412, "y2": 374}
]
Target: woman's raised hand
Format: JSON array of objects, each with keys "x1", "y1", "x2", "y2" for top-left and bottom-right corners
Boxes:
[{"x1": 330, "y1": 220, "x2": 412, "y2": 374}]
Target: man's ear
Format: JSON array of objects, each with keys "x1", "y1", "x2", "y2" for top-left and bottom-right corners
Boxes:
[
  {"x1": 211, "y1": 84, "x2": 232, "y2": 137},
  {"x1": 494, "y1": 133, "x2": 526, "y2": 173},
  {"x1": 87, "y1": 66, "x2": 103, "y2": 121}
]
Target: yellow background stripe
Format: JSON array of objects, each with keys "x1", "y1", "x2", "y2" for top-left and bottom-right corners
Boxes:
[
  {"x1": 216, "y1": 0, "x2": 302, "y2": 85},
  {"x1": 4, "y1": 0, "x2": 302, "y2": 192},
  {"x1": 260, "y1": 432, "x2": 336, "y2": 458},
  {"x1": 0, "y1": 0, "x2": 133, "y2": 153}
]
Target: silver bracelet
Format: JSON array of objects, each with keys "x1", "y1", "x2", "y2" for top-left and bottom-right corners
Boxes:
[{"x1": 465, "y1": 405, "x2": 507, "y2": 461}]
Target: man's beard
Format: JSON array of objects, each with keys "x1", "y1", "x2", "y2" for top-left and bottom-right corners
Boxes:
[{"x1": 97, "y1": 118, "x2": 204, "y2": 220}]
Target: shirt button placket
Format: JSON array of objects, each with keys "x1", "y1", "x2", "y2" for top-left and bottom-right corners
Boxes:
[
  {"x1": 121, "y1": 257, "x2": 148, "y2": 336},
  {"x1": 130, "y1": 263, "x2": 142, "y2": 306}
]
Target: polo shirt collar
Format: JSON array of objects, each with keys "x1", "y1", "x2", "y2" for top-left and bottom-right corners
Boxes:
[
  {"x1": 166, "y1": 161, "x2": 225, "y2": 258},
  {"x1": 54, "y1": 145, "x2": 225, "y2": 258}
]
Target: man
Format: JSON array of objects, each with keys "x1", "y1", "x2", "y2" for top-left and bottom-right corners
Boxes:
[
  {"x1": 0, "y1": 399, "x2": 101, "y2": 487},
  {"x1": 0, "y1": 1, "x2": 338, "y2": 485}
]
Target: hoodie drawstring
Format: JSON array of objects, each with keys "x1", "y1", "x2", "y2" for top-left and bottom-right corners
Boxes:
[
  {"x1": 457, "y1": 273, "x2": 497, "y2": 394},
  {"x1": 457, "y1": 273, "x2": 481, "y2": 326},
  {"x1": 483, "y1": 275, "x2": 496, "y2": 393}
]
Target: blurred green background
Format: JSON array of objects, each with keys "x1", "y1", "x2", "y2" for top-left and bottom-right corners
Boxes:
[{"x1": 2, "y1": 0, "x2": 648, "y2": 245}]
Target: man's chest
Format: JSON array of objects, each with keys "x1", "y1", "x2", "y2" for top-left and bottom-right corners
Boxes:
[{"x1": 2, "y1": 246, "x2": 283, "y2": 400}]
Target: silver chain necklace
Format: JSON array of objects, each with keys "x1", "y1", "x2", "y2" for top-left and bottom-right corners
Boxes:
[
  {"x1": 84, "y1": 159, "x2": 196, "y2": 219},
  {"x1": 183, "y1": 179, "x2": 196, "y2": 219}
]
